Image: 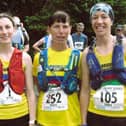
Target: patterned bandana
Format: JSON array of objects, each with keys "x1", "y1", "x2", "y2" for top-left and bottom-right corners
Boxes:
[{"x1": 90, "y1": 3, "x2": 114, "y2": 21}]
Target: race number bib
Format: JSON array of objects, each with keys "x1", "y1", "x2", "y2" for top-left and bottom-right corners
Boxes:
[
  {"x1": 74, "y1": 42, "x2": 84, "y2": 50},
  {"x1": 93, "y1": 85, "x2": 124, "y2": 111},
  {"x1": 0, "y1": 81, "x2": 22, "y2": 105},
  {"x1": 42, "y1": 87, "x2": 68, "y2": 111}
]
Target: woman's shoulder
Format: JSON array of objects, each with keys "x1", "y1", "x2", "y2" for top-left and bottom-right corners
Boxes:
[{"x1": 22, "y1": 52, "x2": 32, "y2": 64}]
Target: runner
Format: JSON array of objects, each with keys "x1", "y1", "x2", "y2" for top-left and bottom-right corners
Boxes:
[
  {"x1": 33, "y1": 10, "x2": 82, "y2": 126},
  {"x1": 72, "y1": 22, "x2": 88, "y2": 51},
  {"x1": 80, "y1": 2, "x2": 126, "y2": 126},
  {"x1": 0, "y1": 13, "x2": 36, "y2": 126}
]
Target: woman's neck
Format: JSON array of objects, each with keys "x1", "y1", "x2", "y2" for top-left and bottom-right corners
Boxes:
[
  {"x1": 0, "y1": 43, "x2": 13, "y2": 53},
  {"x1": 96, "y1": 35, "x2": 114, "y2": 46},
  {"x1": 95, "y1": 35, "x2": 115, "y2": 55},
  {"x1": 0, "y1": 44, "x2": 14, "y2": 61}
]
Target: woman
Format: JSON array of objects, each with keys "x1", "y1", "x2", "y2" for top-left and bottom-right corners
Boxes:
[
  {"x1": 33, "y1": 10, "x2": 81, "y2": 126},
  {"x1": 80, "y1": 2, "x2": 126, "y2": 126},
  {"x1": 0, "y1": 13, "x2": 36, "y2": 126}
]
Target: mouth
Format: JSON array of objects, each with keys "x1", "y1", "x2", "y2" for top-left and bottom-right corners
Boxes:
[
  {"x1": 56, "y1": 36, "x2": 66, "y2": 41},
  {"x1": 0, "y1": 35, "x2": 9, "y2": 39},
  {"x1": 96, "y1": 26, "x2": 104, "y2": 30},
  {"x1": 0, "y1": 36, "x2": 10, "y2": 42}
]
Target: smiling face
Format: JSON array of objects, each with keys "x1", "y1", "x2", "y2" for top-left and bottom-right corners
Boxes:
[
  {"x1": 91, "y1": 11, "x2": 112, "y2": 37},
  {"x1": 0, "y1": 16, "x2": 14, "y2": 44}
]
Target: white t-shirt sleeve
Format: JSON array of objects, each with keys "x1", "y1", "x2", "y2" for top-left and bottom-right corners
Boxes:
[{"x1": 67, "y1": 34, "x2": 74, "y2": 48}]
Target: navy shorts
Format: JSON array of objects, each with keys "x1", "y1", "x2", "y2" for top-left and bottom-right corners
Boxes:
[
  {"x1": 87, "y1": 112, "x2": 126, "y2": 126},
  {"x1": 0, "y1": 114, "x2": 29, "y2": 126}
]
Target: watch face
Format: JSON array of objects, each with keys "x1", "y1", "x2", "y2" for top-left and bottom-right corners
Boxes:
[{"x1": 29, "y1": 120, "x2": 36, "y2": 124}]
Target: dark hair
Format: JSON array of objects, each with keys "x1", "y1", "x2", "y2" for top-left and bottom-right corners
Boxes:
[
  {"x1": 76, "y1": 22, "x2": 84, "y2": 27},
  {"x1": 0, "y1": 13, "x2": 15, "y2": 26},
  {"x1": 48, "y1": 11, "x2": 71, "y2": 27}
]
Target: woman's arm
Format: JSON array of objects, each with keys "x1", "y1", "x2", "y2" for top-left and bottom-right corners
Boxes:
[
  {"x1": 32, "y1": 38, "x2": 44, "y2": 52},
  {"x1": 23, "y1": 52, "x2": 36, "y2": 125},
  {"x1": 79, "y1": 48, "x2": 90, "y2": 125}
]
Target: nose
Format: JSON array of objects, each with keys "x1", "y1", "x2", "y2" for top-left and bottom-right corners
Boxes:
[
  {"x1": 59, "y1": 26, "x2": 64, "y2": 33},
  {"x1": 97, "y1": 17, "x2": 103, "y2": 23}
]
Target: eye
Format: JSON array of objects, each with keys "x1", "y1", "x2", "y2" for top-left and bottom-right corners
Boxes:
[
  {"x1": 5, "y1": 25, "x2": 11, "y2": 29},
  {"x1": 101, "y1": 15, "x2": 108, "y2": 19},
  {"x1": 63, "y1": 25, "x2": 69, "y2": 29},
  {"x1": 92, "y1": 16, "x2": 98, "y2": 20},
  {"x1": 53, "y1": 25, "x2": 59, "y2": 28}
]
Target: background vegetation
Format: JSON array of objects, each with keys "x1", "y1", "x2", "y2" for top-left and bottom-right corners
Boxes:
[{"x1": 0, "y1": 0, "x2": 126, "y2": 55}]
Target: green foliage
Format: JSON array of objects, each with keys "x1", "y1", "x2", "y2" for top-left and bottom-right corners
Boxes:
[
  {"x1": 24, "y1": 0, "x2": 126, "y2": 35},
  {"x1": 1, "y1": 0, "x2": 126, "y2": 55},
  {"x1": 1, "y1": 0, "x2": 126, "y2": 34},
  {"x1": 2, "y1": 0, "x2": 126, "y2": 46}
]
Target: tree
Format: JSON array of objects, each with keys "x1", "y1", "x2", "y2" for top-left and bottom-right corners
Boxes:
[{"x1": 0, "y1": 0, "x2": 126, "y2": 55}]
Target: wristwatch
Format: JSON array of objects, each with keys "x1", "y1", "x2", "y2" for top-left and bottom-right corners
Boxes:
[{"x1": 29, "y1": 120, "x2": 36, "y2": 125}]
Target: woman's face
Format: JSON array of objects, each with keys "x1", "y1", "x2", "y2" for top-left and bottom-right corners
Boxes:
[
  {"x1": 91, "y1": 11, "x2": 112, "y2": 37},
  {"x1": 0, "y1": 17, "x2": 14, "y2": 44},
  {"x1": 48, "y1": 21, "x2": 71, "y2": 44}
]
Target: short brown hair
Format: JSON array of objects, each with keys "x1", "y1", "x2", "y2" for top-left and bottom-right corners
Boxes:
[
  {"x1": 76, "y1": 22, "x2": 84, "y2": 28},
  {"x1": 48, "y1": 10, "x2": 71, "y2": 27}
]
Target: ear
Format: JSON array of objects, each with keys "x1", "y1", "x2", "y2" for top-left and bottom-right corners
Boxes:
[
  {"x1": 111, "y1": 20, "x2": 113, "y2": 26},
  {"x1": 47, "y1": 26, "x2": 51, "y2": 34}
]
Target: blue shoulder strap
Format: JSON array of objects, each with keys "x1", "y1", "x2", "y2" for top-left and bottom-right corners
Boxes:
[
  {"x1": 86, "y1": 46, "x2": 101, "y2": 78},
  {"x1": 112, "y1": 43, "x2": 124, "y2": 71},
  {"x1": 112, "y1": 39, "x2": 126, "y2": 84},
  {"x1": 38, "y1": 48, "x2": 48, "y2": 91},
  {"x1": 61, "y1": 49, "x2": 80, "y2": 94},
  {"x1": 65, "y1": 49, "x2": 80, "y2": 71},
  {"x1": 44, "y1": 35, "x2": 49, "y2": 48},
  {"x1": 39, "y1": 48, "x2": 48, "y2": 70}
]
